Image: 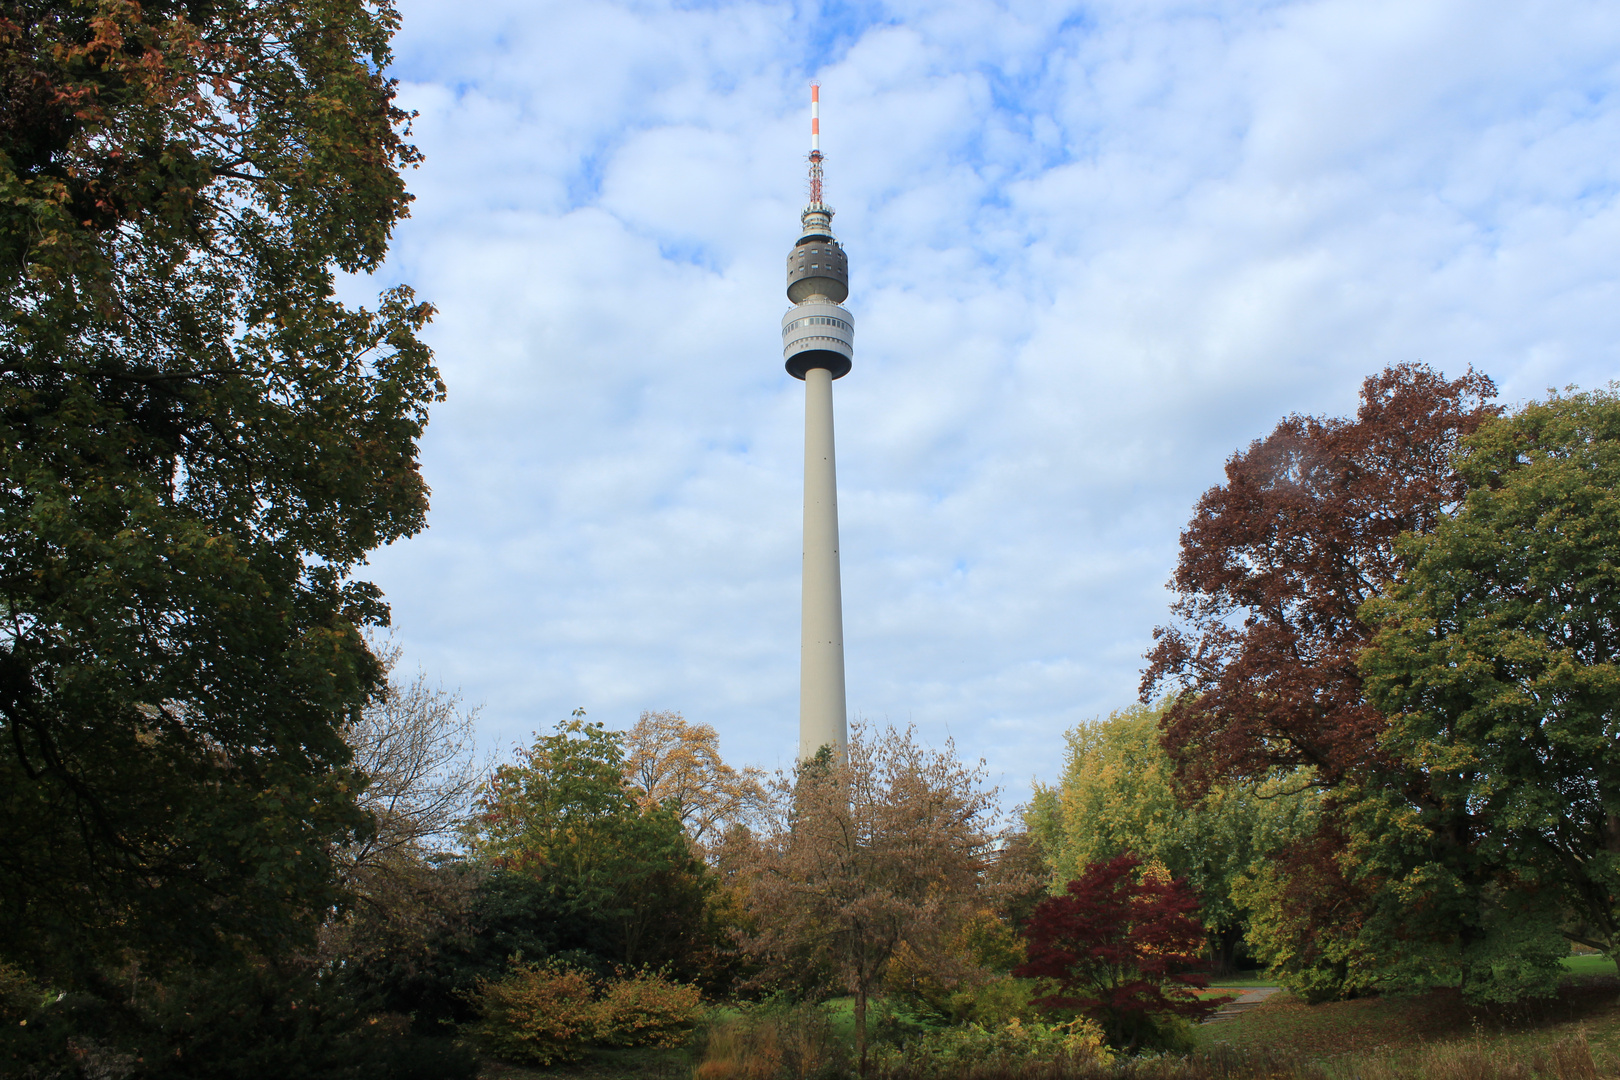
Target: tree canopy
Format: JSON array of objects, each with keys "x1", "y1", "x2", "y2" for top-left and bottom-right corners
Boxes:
[
  {"x1": 1027, "y1": 702, "x2": 1318, "y2": 971},
  {"x1": 0, "y1": 0, "x2": 438, "y2": 978},
  {"x1": 1360, "y1": 387, "x2": 1620, "y2": 987},
  {"x1": 467, "y1": 718, "x2": 714, "y2": 974},
  {"x1": 1137, "y1": 364, "x2": 1506, "y2": 999},
  {"x1": 1014, "y1": 853, "x2": 1215, "y2": 1050},
  {"x1": 1143, "y1": 363, "x2": 1499, "y2": 793}
]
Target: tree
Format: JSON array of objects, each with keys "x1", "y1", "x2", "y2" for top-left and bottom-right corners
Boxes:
[
  {"x1": 1138, "y1": 364, "x2": 1499, "y2": 999},
  {"x1": 1142, "y1": 364, "x2": 1499, "y2": 792},
  {"x1": 739, "y1": 724, "x2": 1004, "y2": 1076},
  {"x1": 467, "y1": 719, "x2": 714, "y2": 974},
  {"x1": 323, "y1": 646, "x2": 484, "y2": 979},
  {"x1": 1013, "y1": 854, "x2": 1215, "y2": 1050},
  {"x1": 0, "y1": 0, "x2": 438, "y2": 979},
  {"x1": 623, "y1": 710, "x2": 766, "y2": 849},
  {"x1": 1026, "y1": 702, "x2": 1318, "y2": 972},
  {"x1": 1359, "y1": 387, "x2": 1620, "y2": 988},
  {"x1": 343, "y1": 645, "x2": 483, "y2": 873}
]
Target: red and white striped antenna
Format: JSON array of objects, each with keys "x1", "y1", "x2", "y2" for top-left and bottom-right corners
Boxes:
[{"x1": 807, "y1": 83, "x2": 824, "y2": 208}]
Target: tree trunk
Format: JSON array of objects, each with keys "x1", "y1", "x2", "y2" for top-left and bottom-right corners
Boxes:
[
  {"x1": 1207, "y1": 924, "x2": 1246, "y2": 975},
  {"x1": 854, "y1": 984, "x2": 868, "y2": 1078}
]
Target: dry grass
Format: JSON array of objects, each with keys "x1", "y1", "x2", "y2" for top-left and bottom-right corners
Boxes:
[
  {"x1": 477, "y1": 1045, "x2": 693, "y2": 1080},
  {"x1": 693, "y1": 1004, "x2": 848, "y2": 1080},
  {"x1": 1205, "y1": 977, "x2": 1620, "y2": 1061},
  {"x1": 866, "y1": 1033, "x2": 1614, "y2": 1079}
]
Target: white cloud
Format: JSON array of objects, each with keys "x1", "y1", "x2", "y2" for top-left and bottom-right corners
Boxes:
[{"x1": 363, "y1": 0, "x2": 1620, "y2": 803}]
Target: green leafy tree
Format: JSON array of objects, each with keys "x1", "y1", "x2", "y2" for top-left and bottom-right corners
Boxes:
[
  {"x1": 0, "y1": 0, "x2": 439, "y2": 979},
  {"x1": 1359, "y1": 387, "x2": 1620, "y2": 994},
  {"x1": 1026, "y1": 703, "x2": 1318, "y2": 972},
  {"x1": 468, "y1": 719, "x2": 714, "y2": 974}
]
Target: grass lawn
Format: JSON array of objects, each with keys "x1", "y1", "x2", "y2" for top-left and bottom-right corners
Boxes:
[
  {"x1": 1202, "y1": 971, "x2": 1278, "y2": 989},
  {"x1": 1199, "y1": 956, "x2": 1612, "y2": 989},
  {"x1": 476, "y1": 965, "x2": 1620, "y2": 1078},
  {"x1": 1564, "y1": 953, "x2": 1616, "y2": 978},
  {"x1": 1199, "y1": 974, "x2": 1620, "y2": 1065}
]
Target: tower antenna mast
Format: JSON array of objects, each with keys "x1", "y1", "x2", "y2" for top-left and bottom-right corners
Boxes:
[{"x1": 808, "y1": 83, "x2": 824, "y2": 208}]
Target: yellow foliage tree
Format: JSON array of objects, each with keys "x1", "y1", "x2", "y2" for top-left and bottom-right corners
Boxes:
[{"x1": 624, "y1": 711, "x2": 767, "y2": 848}]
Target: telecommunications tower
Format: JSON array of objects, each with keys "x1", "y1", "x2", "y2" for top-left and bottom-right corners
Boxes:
[{"x1": 782, "y1": 84, "x2": 853, "y2": 761}]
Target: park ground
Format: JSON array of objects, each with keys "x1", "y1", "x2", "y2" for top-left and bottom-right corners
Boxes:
[{"x1": 477, "y1": 956, "x2": 1620, "y2": 1079}]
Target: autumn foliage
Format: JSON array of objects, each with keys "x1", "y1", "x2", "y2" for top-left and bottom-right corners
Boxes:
[
  {"x1": 1013, "y1": 854, "x2": 1214, "y2": 1048},
  {"x1": 472, "y1": 963, "x2": 702, "y2": 1066},
  {"x1": 1142, "y1": 363, "x2": 1499, "y2": 794}
]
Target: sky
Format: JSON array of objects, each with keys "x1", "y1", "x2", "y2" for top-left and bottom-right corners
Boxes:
[{"x1": 360, "y1": 0, "x2": 1620, "y2": 810}]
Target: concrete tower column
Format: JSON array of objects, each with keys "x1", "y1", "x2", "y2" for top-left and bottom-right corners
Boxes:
[
  {"x1": 799, "y1": 366, "x2": 847, "y2": 760},
  {"x1": 782, "y1": 84, "x2": 853, "y2": 761}
]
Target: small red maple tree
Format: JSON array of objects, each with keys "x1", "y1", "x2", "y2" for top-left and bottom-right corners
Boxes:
[{"x1": 1013, "y1": 852, "x2": 1216, "y2": 1048}]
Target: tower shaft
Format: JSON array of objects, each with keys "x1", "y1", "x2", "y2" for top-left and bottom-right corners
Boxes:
[
  {"x1": 783, "y1": 84, "x2": 852, "y2": 762},
  {"x1": 799, "y1": 366, "x2": 847, "y2": 760}
]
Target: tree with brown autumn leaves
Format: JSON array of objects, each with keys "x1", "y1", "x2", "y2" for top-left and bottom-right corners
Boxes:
[
  {"x1": 1142, "y1": 362, "x2": 1500, "y2": 794},
  {"x1": 737, "y1": 724, "x2": 1005, "y2": 1077},
  {"x1": 1140, "y1": 363, "x2": 1500, "y2": 998}
]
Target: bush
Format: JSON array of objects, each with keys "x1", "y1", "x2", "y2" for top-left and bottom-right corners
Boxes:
[
  {"x1": 0, "y1": 962, "x2": 43, "y2": 1027},
  {"x1": 471, "y1": 961, "x2": 704, "y2": 1065},
  {"x1": 472, "y1": 962, "x2": 600, "y2": 1065},
  {"x1": 956, "y1": 978, "x2": 1038, "y2": 1028},
  {"x1": 0, "y1": 961, "x2": 480, "y2": 1080},
  {"x1": 139, "y1": 963, "x2": 481, "y2": 1080},
  {"x1": 870, "y1": 1017, "x2": 1111, "y2": 1077},
  {"x1": 597, "y1": 970, "x2": 704, "y2": 1047}
]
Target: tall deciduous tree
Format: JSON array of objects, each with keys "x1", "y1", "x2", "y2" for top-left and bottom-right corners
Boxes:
[
  {"x1": 0, "y1": 0, "x2": 438, "y2": 979},
  {"x1": 323, "y1": 644, "x2": 484, "y2": 972},
  {"x1": 341, "y1": 645, "x2": 483, "y2": 876},
  {"x1": 740, "y1": 724, "x2": 1003, "y2": 1077},
  {"x1": 1360, "y1": 387, "x2": 1620, "y2": 986},
  {"x1": 1142, "y1": 364, "x2": 1498, "y2": 793},
  {"x1": 1138, "y1": 365, "x2": 1500, "y2": 999}
]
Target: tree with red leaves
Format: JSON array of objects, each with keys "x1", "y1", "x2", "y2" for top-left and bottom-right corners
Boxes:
[
  {"x1": 1141, "y1": 363, "x2": 1499, "y2": 795},
  {"x1": 1013, "y1": 853, "x2": 1215, "y2": 1049},
  {"x1": 1138, "y1": 364, "x2": 1509, "y2": 1001}
]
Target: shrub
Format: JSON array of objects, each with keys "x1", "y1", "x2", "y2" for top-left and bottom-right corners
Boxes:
[
  {"x1": 1014, "y1": 854, "x2": 1215, "y2": 1049},
  {"x1": 0, "y1": 961, "x2": 480, "y2": 1080},
  {"x1": 0, "y1": 962, "x2": 40, "y2": 1022},
  {"x1": 471, "y1": 962, "x2": 599, "y2": 1065},
  {"x1": 596, "y1": 969, "x2": 704, "y2": 1047},
  {"x1": 870, "y1": 1016, "x2": 1111, "y2": 1077},
  {"x1": 471, "y1": 961, "x2": 704, "y2": 1065},
  {"x1": 956, "y1": 978, "x2": 1038, "y2": 1029}
]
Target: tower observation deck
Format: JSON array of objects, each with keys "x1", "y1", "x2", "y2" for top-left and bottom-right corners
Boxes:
[{"x1": 786, "y1": 84, "x2": 852, "y2": 762}]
